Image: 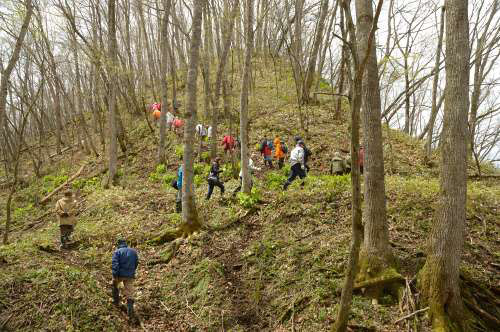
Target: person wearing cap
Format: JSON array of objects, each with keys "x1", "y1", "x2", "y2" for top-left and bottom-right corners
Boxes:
[
  {"x1": 55, "y1": 190, "x2": 77, "y2": 249},
  {"x1": 294, "y1": 136, "x2": 312, "y2": 172},
  {"x1": 330, "y1": 152, "x2": 346, "y2": 175},
  {"x1": 283, "y1": 140, "x2": 307, "y2": 190},
  {"x1": 206, "y1": 157, "x2": 225, "y2": 200},
  {"x1": 112, "y1": 239, "x2": 139, "y2": 320}
]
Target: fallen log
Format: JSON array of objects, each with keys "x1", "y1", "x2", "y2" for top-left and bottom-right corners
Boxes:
[
  {"x1": 353, "y1": 274, "x2": 405, "y2": 292},
  {"x1": 40, "y1": 164, "x2": 86, "y2": 205}
]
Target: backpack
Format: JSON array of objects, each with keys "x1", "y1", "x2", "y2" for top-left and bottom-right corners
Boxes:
[
  {"x1": 281, "y1": 142, "x2": 288, "y2": 154},
  {"x1": 259, "y1": 140, "x2": 267, "y2": 153},
  {"x1": 171, "y1": 179, "x2": 178, "y2": 190}
]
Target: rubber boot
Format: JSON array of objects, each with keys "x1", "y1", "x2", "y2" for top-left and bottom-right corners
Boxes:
[
  {"x1": 283, "y1": 181, "x2": 290, "y2": 191},
  {"x1": 127, "y1": 299, "x2": 135, "y2": 319},
  {"x1": 112, "y1": 285, "x2": 120, "y2": 305}
]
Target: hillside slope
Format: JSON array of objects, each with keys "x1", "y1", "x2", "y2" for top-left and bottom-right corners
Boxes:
[{"x1": 0, "y1": 57, "x2": 499, "y2": 331}]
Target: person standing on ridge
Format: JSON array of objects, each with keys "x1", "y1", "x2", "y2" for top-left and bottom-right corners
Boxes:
[
  {"x1": 112, "y1": 239, "x2": 139, "y2": 321},
  {"x1": 206, "y1": 157, "x2": 225, "y2": 200},
  {"x1": 283, "y1": 140, "x2": 307, "y2": 190},
  {"x1": 55, "y1": 190, "x2": 77, "y2": 249}
]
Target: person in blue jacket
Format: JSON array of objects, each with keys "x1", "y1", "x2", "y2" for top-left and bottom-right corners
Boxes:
[
  {"x1": 112, "y1": 239, "x2": 139, "y2": 320},
  {"x1": 176, "y1": 164, "x2": 183, "y2": 213}
]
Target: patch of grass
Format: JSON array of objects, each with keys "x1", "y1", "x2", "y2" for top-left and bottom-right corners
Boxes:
[
  {"x1": 237, "y1": 187, "x2": 261, "y2": 209},
  {"x1": 42, "y1": 174, "x2": 69, "y2": 194}
]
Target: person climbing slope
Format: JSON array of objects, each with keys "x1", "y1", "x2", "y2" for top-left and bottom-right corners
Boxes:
[
  {"x1": 330, "y1": 152, "x2": 346, "y2": 175},
  {"x1": 273, "y1": 135, "x2": 287, "y2": 169},
  {"x1": 233, "y1": 153, "x2": 261, "y2": 195},
  {"x1": 55, "y1": 190, "x2": 77, "y2": 250},
  {"x1": 221, "y1": 134, "x2": 236, "y2": 155},
  {"x1": 175, "y1": 162, "x2": 183, "y2": 213},
  {"x1": 283, "y1": 140, "x2": 306, "y2": 190},
  {"x1": 206, "y1": 157, "x2": 225, "y2": 200},
  {"x1": 112, "y1": 239, "x2": 139, "y2": 321},
  {"x1": 260, "y1": 136, "x2": 274, "y2": 168}
]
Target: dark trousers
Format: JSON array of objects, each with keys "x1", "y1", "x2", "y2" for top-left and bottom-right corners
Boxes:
[
  {"x1": 284, "y1": 163, "x2": 306, "y2": 190},
  {"x1": 60, "y1": 224, "x2": 74, "y2": 246},
  {"x1": 278, "y1": 158, "x2": 284, "y2": 169},
  {"x1": 207, "y1": 179, "x2": 224, "y2": 199}
]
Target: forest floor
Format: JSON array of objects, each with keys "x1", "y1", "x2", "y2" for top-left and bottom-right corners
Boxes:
[{"x1": 0, "y1": 58, "x2": 499, "y2": 331}]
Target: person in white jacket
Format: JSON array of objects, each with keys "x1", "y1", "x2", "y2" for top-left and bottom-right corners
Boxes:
[
  {"x1": 233, "y1": 154, "x2": 261, "y2": 195},
  {"x1": 283, "y1": 140, "x2": 306, "y2": 190}
]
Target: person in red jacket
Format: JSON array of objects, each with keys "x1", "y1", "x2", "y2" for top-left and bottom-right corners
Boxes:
[{"x1": 221, "y1": 135, "x2": 235, "y2": 155}]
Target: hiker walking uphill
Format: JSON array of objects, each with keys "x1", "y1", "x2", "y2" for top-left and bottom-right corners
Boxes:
[
  {"x1": 283, "y1": 140, "x2": 307, "y2": 190},
  {"x1": 295, "y1": 136, "x2": 312, "y2": 172},
  {"x1": 330, "y1": 152, "x2": 347, "y2": 175},
  {"x1": 233, "y1": 153, "x2": 261, "y2": 195},
  {"x1": 206, "y1": 157, "x2": 225, "y2": 200},
  {"x1": 112, "y1": 239, "x2": 139, "y2": 321},
  {"x1": 55, "y1": 190, "x2": 77, "y2": 249},
  {"x1": 175, "y1": 163, "x2": 183, "y2": 213},
  {"x1": 273, "y1": 136, "x2": 287, "y2": 169},
  {"x1": 260, "y1": 137, "x2": 274, "y2": 168},
  {"x1": 221, "y1": 134, "x2": 235, "y2": 155}
]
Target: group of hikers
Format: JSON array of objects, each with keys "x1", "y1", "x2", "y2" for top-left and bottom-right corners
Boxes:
[
  {"x1": 150, "y1": 102, "x2": 184, "y2": 135},
  {"x1": 51, "y1": 104, "x2": 366, "y2": 323}
]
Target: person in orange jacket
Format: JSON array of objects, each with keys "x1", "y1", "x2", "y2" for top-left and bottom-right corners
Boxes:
[{"x1": 273, "y1": 136, "x2": 287, "y2": 169}]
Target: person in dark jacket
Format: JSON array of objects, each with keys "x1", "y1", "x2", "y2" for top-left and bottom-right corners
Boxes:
[
  {"x1": 206, "y1": 157, "x2": 225, "y2": 200},
  {"x1": 112, "y1": 239, "x2": 139, "y2": 320}
]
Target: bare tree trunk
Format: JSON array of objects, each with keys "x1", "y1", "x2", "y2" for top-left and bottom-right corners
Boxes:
[
  {"x1": 333, "y1": 0, "x2": 378, "y2": 329},
  {"x1": 418, "y1": 1, "x2": 470, "y2": 330},
  {"x1": 105, "y1": 0, "x2": 119, "y2": 188},
  {"x1": 158, "y1": 0, "x2": 172, "y2": 165},
  {"x1": 301, "y1": 0, "x2": 329, "y2": 104},
  {"x1": 425, "y1": 6, "x2": 445, "y2": 157},
  {"x1": 468, "y1": 0, "x2": 498, "y2": 158},
  {"x1": 209, "y1": 0, "x2": 240, "y2": 159},
  {"x1": 180, "y1": 0, "x2": 205, "y2": 236},
  {"x1": 355, "y1": 0, "x2": 397, "y2": 293},
  {"x1": 240, "y1": 0, "x2": 254, "y2": 194},
  {"x1": 0, "y1": 0, "x2": 33, "y2": 142}
]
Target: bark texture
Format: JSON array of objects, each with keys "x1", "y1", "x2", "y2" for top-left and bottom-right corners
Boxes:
[
  {"x1": 106, "y1": 0, "x2": 119, "y2": 187},
  {"x1": 355, "y1": 0, "x2": 395, "y2": 287},
  {"x1": 239, "y1": 0, "x2": 254, "y2": 194},
  {"x1": 180, "y1": 0, "x2": 204, "y2": 236},
  {"x1": 419, "y1": 0, "x2": 470, "y2": 330}
]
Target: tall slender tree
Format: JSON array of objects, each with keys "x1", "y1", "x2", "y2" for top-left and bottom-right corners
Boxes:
[
  {"x1": 180, "y1": 0, "x2": 205, "y2": 236},
  {"x1": 419, "y1": 0, "x2": 470, "y2": 330},
  {"x1": 105, "y1": 0, "x2": 119, "y2": 187},
  {"x1": 355, "y1": 0, "x2": 397, "y2": 292},
  {"x1": 158, "y1": 0, "x2": 172, "y2": 165},
  {"x1": 239, "y1": 0, "x2": 254, "y2": 194}
]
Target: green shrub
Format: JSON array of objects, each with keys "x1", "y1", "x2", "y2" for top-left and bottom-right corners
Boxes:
[
  {"x1": 266, "y1": 171, "x2": 287, "y2": 190},
  {"x1": 237, "y1": 187, "x2": 261, "y2": 209},
  {"x1": 281, "y1": 164, "x2": 291, "y2": 176},
  {"x1": 175, "y1": 145, "x2": 184, "y2": 159},
  {"x1": 194, "y1": 163, "x2": 210, "y2": 175},
  {"x1": 42, "y1": 174, "x2": 69, "y2": 194}
]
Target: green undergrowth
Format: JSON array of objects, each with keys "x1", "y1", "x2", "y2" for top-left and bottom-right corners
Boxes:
[{"x1": 1, "y1": 55, "x2": 498, "y2": 331}]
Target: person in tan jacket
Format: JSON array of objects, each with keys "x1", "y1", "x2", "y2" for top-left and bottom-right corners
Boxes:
[{"x1": 55, "y1": 190, "x2": 76, "y2": 249}]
